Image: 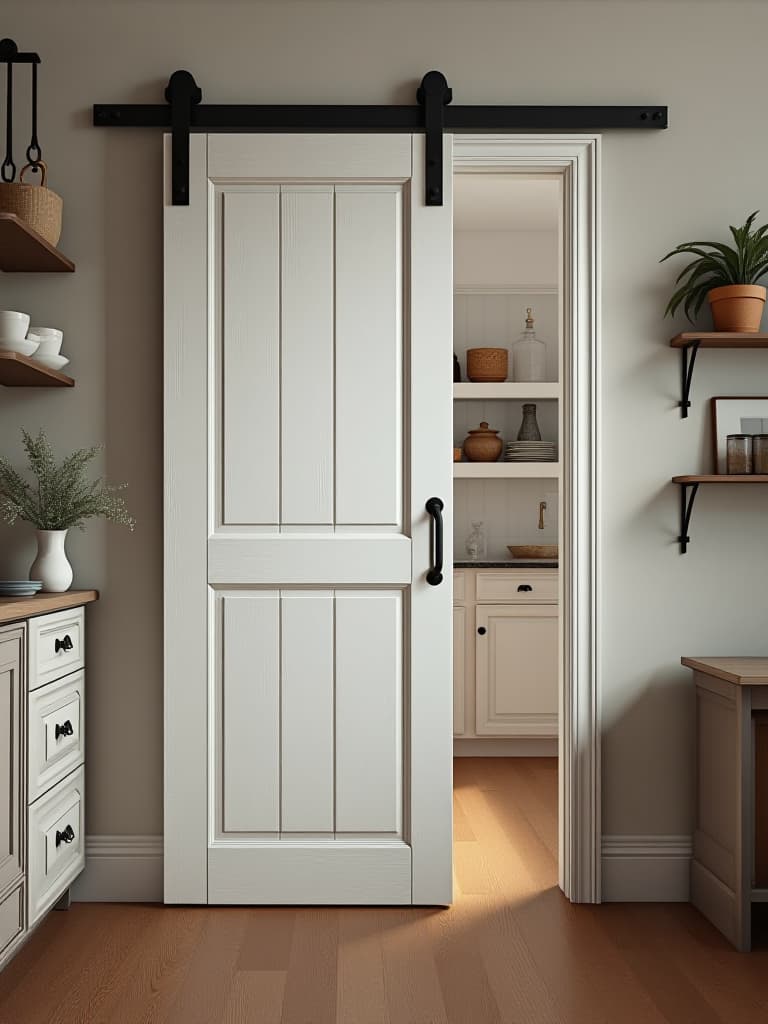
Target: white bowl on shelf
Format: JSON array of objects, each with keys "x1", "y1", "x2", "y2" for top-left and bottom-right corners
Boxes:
[
  {"x1": 0, "y1": 337, "x2": 40, "y2": 357},
  {"x1": 0, "y1": 311, "x2": 30, "y2": 341},
  {"x1": 32, "y1": 353, "x2": 69, "y2": 372},
  {"x1": 29, "y1": 327, "x2": 63, "y2": 356}
]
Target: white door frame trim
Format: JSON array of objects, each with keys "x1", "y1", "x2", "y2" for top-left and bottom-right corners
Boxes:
[{"x1": 453, "y1": 135, "x2": 601, "y2": 903}]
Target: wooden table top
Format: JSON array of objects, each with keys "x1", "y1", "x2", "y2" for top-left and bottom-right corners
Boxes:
[
  {"x1": 0, "y1": 589, "x2": 98, "y2": 626},
  {"x1": 682, "y1": 656, "x2": 768, "y2": 686}
]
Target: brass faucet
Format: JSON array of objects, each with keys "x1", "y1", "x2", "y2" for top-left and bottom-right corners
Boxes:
[{"x1": 538, "y1": 500, "x2": 547, "y2": 531}]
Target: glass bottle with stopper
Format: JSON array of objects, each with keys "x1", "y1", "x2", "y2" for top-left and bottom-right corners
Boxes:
[
  {"x1": 512, "y1": 307, "x2": 547, "y2": 383},
  {"x1": 465, "y1": 521, "x2": 487, "y2": 561}
]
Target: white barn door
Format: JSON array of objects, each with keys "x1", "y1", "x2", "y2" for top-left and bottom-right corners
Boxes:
[{"x1": 164, "y1": 133, "x2": 453, "y2": 904}]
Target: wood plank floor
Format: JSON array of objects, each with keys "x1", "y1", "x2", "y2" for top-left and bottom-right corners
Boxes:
[{"x1": 0, "y1": 757, "x2": 766, "y2": 1023}]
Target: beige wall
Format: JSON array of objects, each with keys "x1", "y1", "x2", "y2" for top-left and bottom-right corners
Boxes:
[{"x1": 1, "y1": 0, "x2": 767, "y2": 841}]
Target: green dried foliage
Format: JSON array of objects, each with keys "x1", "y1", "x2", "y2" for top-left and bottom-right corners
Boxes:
[
  {"x1": 0, "y1": 430, "x2": 136, "y2": 532},
  {"x1": 660, "y1": 211, "x2": 768, "y2": 322}
]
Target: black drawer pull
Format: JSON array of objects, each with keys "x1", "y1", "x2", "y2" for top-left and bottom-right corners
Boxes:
[
  {"x1": 55, "y1": 824, "x2": 75, "y2": 847},
  {"x1": 55, "y1": 635, "x2": 74, "y2": 654},
  {"x1": 55, "y1": 720, "x2": 74, "y2": 740},
  {"x1": 517, "y1": 585, "x2": 533, "y2": 593},
  {"x1": 477, "y1": 626, "x2": 487, "y2": 636}
]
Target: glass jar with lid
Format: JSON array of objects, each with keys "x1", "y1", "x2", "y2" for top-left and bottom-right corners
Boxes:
[
  {"x1": 511, "y1": 308, "x2": 547, "y2": 383},
  {"x1": 726, "y1": 434, "x2": 753, "y2": 474}
]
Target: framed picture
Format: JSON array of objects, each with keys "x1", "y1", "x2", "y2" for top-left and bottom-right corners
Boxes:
[{"x1": 711, "y1": 396, "x2": 768, "y2": 473}]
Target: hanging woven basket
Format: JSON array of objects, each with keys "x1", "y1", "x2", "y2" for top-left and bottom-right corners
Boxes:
[{"x1": 0, "y1": 162, "x2": 62, "y2": 246}]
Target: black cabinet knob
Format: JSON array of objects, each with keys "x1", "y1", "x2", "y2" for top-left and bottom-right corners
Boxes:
[
  {"x1": 55, "y1": 824, "x2": 75, "y2": 847},
  {"x1": 477, "y1": 626, "x2": 487, "y2": 636},
  {"x1": 55, "y1": 635, "x2": 74, "y2": 654},
  {"x1": 55, "y1": 720, "x2": 74, "y2": 740},
  {"x1": 517, "y1": 585, "x2": 533, "y2": 593}
]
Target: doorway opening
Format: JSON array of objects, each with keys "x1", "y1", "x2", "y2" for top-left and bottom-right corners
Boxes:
[{"x1": 451, "y1": 137, "x2": 600, "y2": 902}]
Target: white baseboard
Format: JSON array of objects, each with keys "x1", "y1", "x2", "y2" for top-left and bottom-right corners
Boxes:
[
  {"x1": 71, "y1": 835, "x2": 163, "y2": 903},
  {"x1": 601, "y1": 835, "x2": 692, "y2": 902},
  {"x1": 453, "y1": 738, "x2": 558, "y2": 757}
]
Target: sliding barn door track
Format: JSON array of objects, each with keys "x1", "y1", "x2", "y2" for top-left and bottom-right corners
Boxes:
[{"x1": 92, "y1": 70, "x2": 667, "y2": 206}]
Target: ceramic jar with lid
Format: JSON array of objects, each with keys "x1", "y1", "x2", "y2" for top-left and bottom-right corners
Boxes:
[{"x1": 463, "y1": 421, "x2": 502, "y2": 462}]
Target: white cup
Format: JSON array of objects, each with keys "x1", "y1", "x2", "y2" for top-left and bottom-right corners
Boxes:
[
  {"x1": 29, "y1": 327, "x2": 63, "y2": 356},
  {"x1": 0, "y1": 311, "x2": 30, "y2": 342}
]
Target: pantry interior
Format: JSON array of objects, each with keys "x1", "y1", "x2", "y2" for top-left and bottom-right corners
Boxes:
[{"x1": 452, "y1": 173, "x2": 562, "y2": 801}]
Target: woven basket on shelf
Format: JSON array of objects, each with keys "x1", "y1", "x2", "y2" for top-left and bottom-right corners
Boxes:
[
  {"x1": 0, "y1": 163, "x2": 63, "y2": 246},
  {"x1": 466, "y1": 347, "x2": 508, "y2": 383}
]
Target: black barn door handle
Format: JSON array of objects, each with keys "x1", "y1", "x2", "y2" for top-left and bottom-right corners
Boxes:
[{"x1": 425, "y1": 497, "x2": 444, "y2": 586}]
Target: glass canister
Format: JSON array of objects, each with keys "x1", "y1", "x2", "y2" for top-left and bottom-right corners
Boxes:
[
  {"x1": 465, "y1": 521, "x2": 487, "y2": 561},
  {"x1": 726, "y1": 434, "x2": 753, "y2": 474},
  {"x1": 511, "y1": 308, "x2": 547, "y2": 383},
  {"x1": 753, "y1": 434, "x2": 768, "y2": 474}
]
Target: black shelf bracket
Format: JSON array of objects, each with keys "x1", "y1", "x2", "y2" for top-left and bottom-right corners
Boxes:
[
  {"x1": 93, "y1": 72, "x2": 667, "y2": 206},
  {"x1": 676, "y1": 481, "x2": 700, "y2": 554},
  {"x1": 678, "y1": 340, "x2": 700, "y2": 418}
]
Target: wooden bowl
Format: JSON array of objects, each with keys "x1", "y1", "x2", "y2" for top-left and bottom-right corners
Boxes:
[{"x1": 507, "y1": 544, "x2": 558, "y2": 560}]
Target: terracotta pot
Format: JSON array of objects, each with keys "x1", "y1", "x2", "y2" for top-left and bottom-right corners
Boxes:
[
  {"x1": 708, "y1": 284, "x2": 766, "y2": 333},
  {"x1": 463, "y1": 421, "x2": 502, "y2": 462},
  {"x1": 466, "y1": 347, "x2": 508, "y2": 383}
]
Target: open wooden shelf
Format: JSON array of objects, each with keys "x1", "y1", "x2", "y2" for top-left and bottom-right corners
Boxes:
[
  {"x1": 673, "y1": 474, "x2": 768, "y2": 553},
  {"x1": 0, "y1": 214, "x2": 75, "y2": 273},
  {"x1": 0, "y1": 351, "x2": 74, "y2": 387},
  {"x1": 454, "y1": 382, "x2": 560, "y2": 401},
  {"x1": 670, "y1": 333, "x2": 768, "y2": 417},
  {"x1": 455, "y1": 462, "x2": 559, "y2": 480}
]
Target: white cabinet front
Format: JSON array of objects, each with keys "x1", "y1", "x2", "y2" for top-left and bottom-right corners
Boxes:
[{"x1": 475, "y1": 603, "x2": 558, "y2": 737}]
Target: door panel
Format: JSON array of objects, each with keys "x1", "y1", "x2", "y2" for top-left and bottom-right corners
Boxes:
[
  {"x1": 165, "y1": 132, "x2": 452, "y2": 905},
  {"x1": 0, "y1": 632, "x2": 22, "y2": 896},
  {"x1": 335, "y1": 591, "x2": 402, "y2": 834},
  {"x1": 222, "y1": 188, "x2": 280, "y2": 526},
  {"x1": 280, "y1": 591, "x2": 334, "y2": 833}
]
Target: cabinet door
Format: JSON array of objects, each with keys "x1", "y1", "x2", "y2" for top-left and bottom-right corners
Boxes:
[
  {"x1": 0, "y1": 631, "x2": 23, "y2": 894},
  {"x1": 475, "y1": 604, "x2": 557, "y2": 737},
  {"x1": 453, "y1": 606, "x2": 466, "y2": 736}
]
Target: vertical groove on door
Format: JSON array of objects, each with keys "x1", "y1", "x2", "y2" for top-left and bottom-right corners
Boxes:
[
  {"x1": 281, "y1": 592, "x2": 334, "y2": 832},
  {"x1": 335, "y1": 592, "x2": 402, "y2": 834},
  {"x1": 280, "y1": 188, "x2": 335, "y2": 525},
  {"x1": 222, "y1": 593, "x2": 280, "y2": 832},
  {"x1": 222, "y1": 189, "x2": 280, "y2": 525}
]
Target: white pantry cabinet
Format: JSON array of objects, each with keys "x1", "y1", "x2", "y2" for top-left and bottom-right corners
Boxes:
[
  {"x1": 454, "y1": 568, "x2": 558, "y2": 740},
  {"x1": 0, "y1": 591, "x2": 97, "y2": 971}
]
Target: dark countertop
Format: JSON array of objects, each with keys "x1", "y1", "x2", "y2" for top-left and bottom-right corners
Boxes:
[{"x1": 453, "y1": 561, "x2": 558, "y2": 569}]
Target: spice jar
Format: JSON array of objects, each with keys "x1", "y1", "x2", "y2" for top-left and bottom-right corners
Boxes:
[
  {"x1": 753, "y1": 435, "x2": 768, "y2": 474},
  {"x1": 726, "y1": 434, "x2": 752, "y2": 474}
]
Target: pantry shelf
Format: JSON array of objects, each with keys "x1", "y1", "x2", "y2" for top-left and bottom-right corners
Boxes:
[
  {"x1": 453, "y1": 382, "x2": 560, "y2": 401},
  {"x1": 0, "y1": 214, "x2": 75, "y2": 273},
  {"x1": 0, "y1": 351, "x2": 74, "y2": 388},
  {"x1": 454, "y1": 462, "x2": 560, "y2": 480}
]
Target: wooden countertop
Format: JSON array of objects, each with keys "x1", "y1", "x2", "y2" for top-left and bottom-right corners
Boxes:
[
  {"x1": 682, "y1": 656, "x2": 768, "y2": 686},
  {"x1": 0, "y1": 589, "x2": 98, "y2": 625}
]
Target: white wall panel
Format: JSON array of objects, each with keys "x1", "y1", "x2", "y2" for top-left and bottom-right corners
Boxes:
[
  {"x1": 221, "y1": 593, "x2": 280, "y2": 832},
  {"x1": 281, "y1": 188, "x2": 335, "y2": 525},
  {"x1": 335, "y1": 591, "x2": 402, "y2": 833},
  {"x1": 335, "y1": 188, "x2": 402, "y2": 526},
  {"x1": 222, "y1": 189, "x2": 280, "y2": 525},
  {"x1": 281, "y1": 591, "x2": 334, "y2": 832}
]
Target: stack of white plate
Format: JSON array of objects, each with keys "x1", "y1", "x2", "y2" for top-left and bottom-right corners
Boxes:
[
  {"x1": 0, "y1": 580, "x2": 43, "y2": 597},
  {"x1": 504, "y1": 440, "x2": 558, "y2": 462}
]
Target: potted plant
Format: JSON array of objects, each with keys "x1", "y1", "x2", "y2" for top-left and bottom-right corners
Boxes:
[
  {"x1": 660, "y1": 211, "x2": 768, "y2": 332},
  {"x1": 0, "y1": 430, "x2": 135, "y2": 592}
]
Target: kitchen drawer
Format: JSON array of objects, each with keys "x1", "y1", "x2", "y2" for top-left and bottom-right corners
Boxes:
[
  {"x1": 28, "y1": 671, "x2": 84, "y2": 802},
  {"x1": 0, "y1": 885, "x2": 23, "y2": 958},
  {"x1": 28, "y1": 607, "x2": 84, "y2": 691},
  {"x1": 476, "y1": 571, "x2": 558, "y2": 604},
  {"x1": 453, "y1": 571, "x2": 468, "y2": 602},
  {"x1": 28, "y1": 767, "x2": 84, "y2": 926}
]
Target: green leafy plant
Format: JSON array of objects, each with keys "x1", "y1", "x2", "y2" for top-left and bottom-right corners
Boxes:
[
  {"x1": 0, "y1": 430, "x2": 136, "y2": 532},
  {"x1": 660, "y1": 211, "x2": 768, "y2": 321}
]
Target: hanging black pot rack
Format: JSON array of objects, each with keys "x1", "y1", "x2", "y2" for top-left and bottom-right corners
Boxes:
[
  {"x1": 92, "y1": 70, "x2": 668, "y2": 206},
  {"x1": 0, "y1": 38, "x2": 43, "y2": 184}
]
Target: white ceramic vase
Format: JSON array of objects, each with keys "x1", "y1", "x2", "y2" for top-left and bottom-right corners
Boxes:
[{"x1": 30, "y1": 529, "x2": 73, "y2": 593}]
